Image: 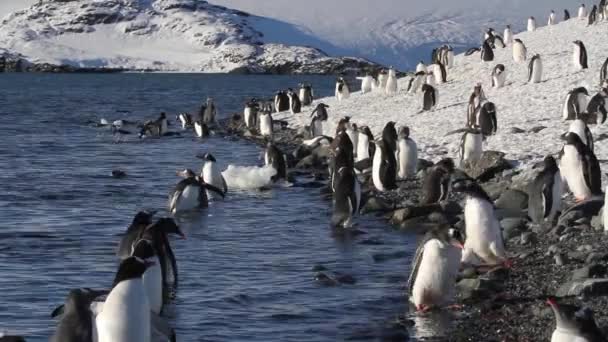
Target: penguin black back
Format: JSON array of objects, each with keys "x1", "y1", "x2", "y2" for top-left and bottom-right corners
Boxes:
[
  {"x1": 112, "y1": 257, "x2": 150, "y2": 288},
  {"x1": 382, "y1": 121, "x2": 398, "y2": 152}
]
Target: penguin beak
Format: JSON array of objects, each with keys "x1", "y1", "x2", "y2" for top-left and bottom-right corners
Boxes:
[{"x1": 546, "y1": 297, "x2": 557, "y2": 307}]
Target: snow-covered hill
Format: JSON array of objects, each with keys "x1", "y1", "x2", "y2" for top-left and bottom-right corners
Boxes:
[
  {"x1": 277, "y1": 17, "x2": 608, "y2": 172},
  {"x1": 0, "y1": 0, "x2": 378, "y2": 74}
]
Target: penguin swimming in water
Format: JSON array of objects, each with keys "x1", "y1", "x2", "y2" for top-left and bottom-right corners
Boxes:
[
  {"x1": 476, "y1": 102, "x2": 498, "y2": 136},
  {"x1": 176, "y1": 112, "x2": 193, "y2": 129},
  {"x1": 140, "y1": 112, "x2": 169, "y2": 138},
  {"x1": 432, "y1": 62, "x2": 447, "y2": 84},
  {"x1": 467, "y1": 84, "x2": 487, "y2": 127},
  {"x1": 503, "y1": 25, "x2": 513, "y2": 45},
  {"x1": 562, "y1": 87, "x2": 589, "y2": 120},
  {"x1": 335, "y1": 77, "x2": 350, "y2": 101},
  {"x1": 459, "y1": 128, "x2": 483, "y2": 166},
  {"x1": 407, "y1": 71, "x2": 426, "y2": 94},
  {"x1": 309, "y1": 103, "x2": 329, "y2": 137},
  {"x1": 564, "y1": 9, "x2": 571, "y2": 20},
  {"x1": 243, "y1": 99, "x2": 259, "y2": 129},
  {"x1": 527, "y1": 16, "x2": 536, "y2": 31},
  {"x1": 356, "y1": 125, "x2": 375, "y2": 163},
  {"x1": 298, "y1": 83, "x2": 314, "y2": 106},
  {"x1": 287, "y1": 88, "x2": 302, "y2": 114},
  {"x1": 265, "y1": 141, "x2": 288, "y2": 182},
  {"x1": 202, "y1": 98, "x2": 217, "y2": 126},
  {"x1": 385, "y1": 67, "x2": 398, "y2": 95},
  {"x1": 528, "y1": 155, "x2": 562, "y2": 225},
  {"x1": 548, "y1": 10, "x2": 557, "y2": 25},
  {"x1": 421, "y1": 158, "x2": 455, "y2": 204},
  {"x1": 274, "y1": 90, "x2": 290, "y2": 112},
  {"x1": 372, "y1": 139, "x2": 397, "y2": 192},
  {"x1": 331, "y1": 166, "x2": 361, "y2": 228},
  {"x1": 573, "y1": 40, "x2": 589, "y2": 70},
  {"x1": 559, "y1": 132, "x2": 602, "y2": 202},
  {"x1": 199, "y1": 153, "x2": 228, "y2": 200},
  {"x1": 453, "y1": 179, "x2": 508, "y2": 267},
  {"x1": 396, "y1": 126, "x2": 417, "y2": 179},
  {"x1": 587, "y1": 88, "x2": 608, "y2": 124},
  {"x1": 547, "y1": 298, "x2": 606, "y2": 342},
  {"x1": 491, "y1": 64, "x2": 506, "y2": 88},
  {"x1": 528, "y1": 54, "x2": 543, "y2": 83},
  {"x1": 568, "y1": 119, "x2": 594, "y2": 151},
  {"x1": 194, "y1": 119, "x2": 210, "y2": 138},
  {"x1": 600, "y1": 57, "x2": 608, "y2": 86},
  {"x1": 116, "y1": 211, "x2": 182, "y2": 261},
  {"x1": 480, "y1": 39, "x2": 494, "y2": 62},
  {"x1": 407, "y1": 225, "x2": 463, "y2": 312},
  {"x1": 421, "y1": 84, "x2": 438, "y2": 111},
  {"x1": 96, "y1": 257, "x2": 152, "y2": 342},
  {"x1": 130, "y1": 239, "x2": 163, "y2": 315},
  {"x1": 578, "y1": 4, "x2": 587, "y2": 18},
  {"x1": 169, "y1": 169, "x2": 224, "y2": 214},
  {"x1": 50, "y1": 288, "x2": 100, "y2": 342},
  {"x1": 259, "y1": 108, "x2": 273, "y2": 138},
  {"x1": 512, "y1": 39, "x2": 527, "y2": 63},
  {"x1": 416, "y1": 61, "x2": 427, "y2": 73}
]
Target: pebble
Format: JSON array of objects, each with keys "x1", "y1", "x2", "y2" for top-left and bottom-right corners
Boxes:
[
  {"x1": 546, "y1": 244, "x2": 560, "y2": 256},
  {"x1": 577, "y1": 244, "x2": 593, "y2": 253},
  {"x1": 554, "y1": 254, "x2": 566, "y2": 266},
  {"x1": 520, "y1": 232, "x2": 537, "y2": 246}
]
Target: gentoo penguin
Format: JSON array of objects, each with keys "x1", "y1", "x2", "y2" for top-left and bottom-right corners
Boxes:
[
  {"x1": 139, "y1": 113, "x2": 168, "y2": 138},
  {"x1": 299, "y1": 83, "x2": 314, "y2": 106},
  {"x1": 408, "y1": 71, "x2": 426, "y2": 94},
  {"x1": 194, "y1": 119, "x2": 209, "y2": 138},
  {"x1": 335, "y1": 77, "x2": 350, "y2": 101},
  {"x1": 131, "y1": 239, "x2": 163, "y2": 315},
  {"x1": 421, "y1": 84, "x2": 438, "y2": 111},
  {"x1": 359, "y1": 74, "x2": 374, "y2": 94},
  {"x1": 378, "y1": 70, "x2": 388, "y2": 89},
  {"x1": 385, "y1": 67, "x2": 398, "y2": 95},
  {"x1": 274, "y1": 90, "x2": 289, "y2": 112},
  {"x1": 396, "y1": 126, "x2": 417, "y2": 179},
  {"x1": 265, "y1": 141, "x2": 288, "y2": 182},
  {"x1": 568, "y1": 119, "x2": 594, "y2": 151},
  {"x1": 421, "y1": 158, "x2": 455, "y2": 204},
  {"x1": 513, "y1": 39, "x2": 527, "y2": 63},
  {"x1": 601, "y1": 57, "x2": 608, "y2": 86},
  {"x1": 50, "y1": 289, "x2": 98, "y2": 342},
  {"x1": 453, "y1": 179, "x2": 508, "y2": 266},
  {"x1": 330, "y1": 132, "x2": 355, "y2": 190},
  {"x1": 528, "y1": 54, "x2": 543, "y2": 83},
  {"x1": 444, "y1": 45, "x2": 455, "y2": 68},
  {"x1": 96, "y1": 257, "x2": 152, "y2": 342},
  {"x1": 562, "y1": 87, "x2": 590, "y2": 120},
  {"x1": 480, "y1": 39, "x2": 494, "y2": 62},
  {"x1": 345, "y1": 122, "x2": 359, "y2": 158},
  {"x1": 356, "y1": 126, "x2": 375, "y2": 162},
  {"x1": 467, "y1": 84, "x2": 487, "y2": 127},
  {"x1": 243, "y1": 99, "x2": 259, "y2": 129},
  {"x1": 202, "y1": 98, "x2": 217, "y2": 126},
  {"x1": 587, "y1": 88, "x2": 608, "y2": 124},
  {"x1": 476, "y1": 102, "x2": 498, "y2": 136},
  {"x1": 176, "y1": 112, "x2": 193, "y2": 129},
  {"x1": 432, "y1": 62, "x2": 447, "y2": 84},
  {"x1": 528, "y1": 156, "x2": 562, "y2": 225},
  {"x1": 573, "y1": 40, "x2": 589, "y2": 70},
  {"x1": 335, "y1": 116, "x2": 351, "y2": 136},
  {"x1": 258, "y1": 109, "x2": 273, "y2": 138},
  {"x1": 559, "y1": 132, "x2": 602, "y2": 201},
  {"x1": 157, "y1": 112, "x2": 168, "y2": 135},
  {"x1": 503, "y1": 25, "x2": 513, "y2": 45},
  {"x1": 416, "y1": 61, "x2": 427, "y2": 74},
  {"x1": 459, "y1": 128, "x2": 483, "y2": 166},
  {"x1": 527, "y1": 16, "x2": 536, "y2": 31},
  {"x1": 382, "y1": 121, "x2": 398, "y2": 152},
  {"x1": 548, "y1": 10, "x2": 557, "y2": 25},
  {"x1": 116, "y1": 211, "x2": 159, "y2": 259},
  {"x1": 589, "y1": 5, "x2": 598, "y2": 25},
  {"x1": 578, "y1": 4, "x2": 587, "y2": 18},
  {"x1": 310, "y1": 103, "x2": 329, "y2": 137},
  {"x1": 199, "y1": 153, "x2": 228, "y2": 199},
  {"x1": 407, "y1": 225, "x2": 463, "y2": 312},
  {"x1": 425, "y1": 71, "x2": 436, "y2": 86},
  {"x1": 372, "y1": 139, "x2": 397, "y2": 192},
  {"x1": 331, "y1": 166, "x2": 361, "y2": 228},
  {"x1": 547, "y1": 298, "x2": 606, "y2": 342},
  {"x1": 564, "y1": 9, "x2": 571, "y2": 21},
  {"x1": 491, "y1": 64, "x2": 506, "y2": 88},
  {"x1": 287, "y1": 88, "x2": 302, "y2": 114},
  {"x1": 169, "y1": 169, "x2": 223, "y2": 214}
]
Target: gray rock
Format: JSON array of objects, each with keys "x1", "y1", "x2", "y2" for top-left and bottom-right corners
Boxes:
[
  {"x1": 495, "y1": 189, "x2": 529, "y2": 211},
  {"x1": 520, "y1": 232, "x2": 537, "y2": 245},
  {"x1": 587, "y1": 252, "x2": 608, "y2": 264},
  {"x1": 495, "y1": 208, "x2": 528, "y2": 220},
  {"x1": 591, "y1": 211, "x2": 604, "y2": 231},
  {"x1": 556, "y1": 278, "x2": 608, "y2": 297},
  {"x1": 501, "y1": 218, "x2": 527, "y2": 240},
  {"x1": 555, "y1": 254, "x2": 566, "y2": 266},
  {"x1": 462, "y1": 151, "x2": 514, "y2": 182},
  {"x1": 546, "y1": 244, "x2": 561, "y2": 256},
  {"x1": 440, "y1": 201, "x2": 463, "y2": 217},
  {"x1": 295, "y1": 155, "x2": 317, "y2": 169},
  {"x1": 567, "y1": 251, "x2": 587, "y2": 261},
  {"x1": 427, "y1": 211, "x2": 448, "y2": 224},
  {"x1": 456, "y1": 278, "x2": 500, "y2": 300},
  {"x1": 551, "y1": 225, "x2": 566, "y2": 236},
  {"x1": 361, "y1": 197, "x2": 393, "y2": 214},
  {"x1": 571, "y1": 264, "x2": 607, "y2": 281},
  {"x1": 482, "y1": 181, "x2": 510, "y2": 201},
  {"x1": 577, "y1": 245, "x2": 594, "y2": 253},
  {"x1": 460, "y1": 267, "x2": 477, "y2": 279}
]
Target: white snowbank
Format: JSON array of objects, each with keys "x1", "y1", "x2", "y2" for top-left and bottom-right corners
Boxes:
[{"x1": 222, "y1": 165, "x2": 276, "y2": 190}]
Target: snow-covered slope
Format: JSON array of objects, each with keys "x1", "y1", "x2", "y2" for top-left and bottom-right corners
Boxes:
[
  {"x1": 278, "y1": 17, "x2": 608, "y2": 171},
  {"x1": 0, "y1": 0, "x2": 378, "y2": 73}
]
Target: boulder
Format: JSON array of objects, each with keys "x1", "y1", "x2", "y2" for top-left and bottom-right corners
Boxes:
[
  {"x1": 462, "y1": 151, "x2": 514, "y2": 182},
  {"x1": 495, "y1": 189, "x2": 529, "y2": 211},
  {"x1": 556, "y1": 278, "x2": 608, "y2": 297},
  {"x1": 571, "y1": 264, "x2": 607, "y2": 281}
]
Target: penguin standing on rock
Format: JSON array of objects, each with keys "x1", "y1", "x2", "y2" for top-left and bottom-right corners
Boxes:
[
  {"x1": 480, "y1": 39, "x2": 494, "y2": 62},
  {"x1": 527, "y1": 16, "x2": 536, "y2": 31},
  {"x1": 396, "y1": 126, "x2": 417, "y2": 179},
  {"x1": 385, "y1": 67, "x2": 398, "y2": 95},
  {"x1": 287, "y1": 89, "x2": 302, "y2": 114},
  {"x1": 564, "y1": 9, "x2": 571, "y2": 20},
  {"x1": 407, "y1": 225, "x2": 464, "y2": 312},
  {"x1": 335, "y1": 77, "x2": 350, "y2": 101},
  {"x1": 459, "y1": 128, "x2": 483, "y2": 166},
  {"x1": 547, "y1": 298, "x2": 605, "y2": 342},
  {"x1": 421, "y1": 84, "x2": 438, "y2": 111},
  {"x1": 562, "y1": 87, "x2": 589, "y2": 120},
  {"x1": 476, "y1": 102, "x2": 498, "y2": 136},
  {"x1": 589, "y1": 5, "x2": 598, "y2": 25},
  {"x1": 432, "y1": 62, "x2": 447, "y2": 84},
  {"x1": 513, "y1": 39, "x2": 527, "y2": 63},
  {"x1": 573, "y1": 40, "x2": 589, "y2": 70},
  {"x1": 421, "y1": 158, "x2": 455, "y2": 204},
  {"x1": 309, "y1": 103, "x2": 329, "y2": 137},
  {"x1": 568, "y1": 119, "x2": 594, "y2": 151},
  {"x1": 548, "y1": 10, "x2": 557, "y2": 25},
  {"x1": 408, "y1": 71, "x2": 426, "y2": 94},
  {"x1": 491, "y1": 64, "x2": 506, "y2": 88},
  {"x1": 528, "y1": 54, "x2": 543, "y2": 84},
  {"x1": 528, "y1": 156, "x2": 562, "y2": 225},
  {"x1": 559, "y1": 132, "x2": 602, "y2": 202},
  {"x1": 503, "y1": 25, "x2": 513, "y2": 45},
  {"x1": 299, "y1": 83, "x2": 314, "y2": 106},
  {"x1": 331, "y1": 166, "x2": 361, "y2": 228}
]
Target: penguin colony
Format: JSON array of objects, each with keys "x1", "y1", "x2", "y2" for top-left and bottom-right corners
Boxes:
[{"x1": 8, "y1": 3, "x2": 608, "y2": 342}]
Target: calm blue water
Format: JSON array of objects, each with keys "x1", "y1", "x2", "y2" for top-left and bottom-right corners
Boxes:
[{"x1": 0, "y1": 74, "x2": 421, "y2": 341}]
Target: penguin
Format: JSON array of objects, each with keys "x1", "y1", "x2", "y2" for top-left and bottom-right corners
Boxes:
[
  {"x1": 299, "y1": 83, "x2": 314, "y2": 106},
  {"x1": 568, "y1": 119, "x2": 594, "y2": 151},
  {"x1": 176, "y1": 113, "x2": 193, "y2": 129},
  {"x1": 578, "y1": 4, "x2": 587, "y2": 18},
  {"x1": 243, "y1": 99, "x2": 259, "y2": 129},
  {"x1": 601, "y1": 57, "x2": 608, "y2": 86},
  {"x1": 459, "y1": 128, "x2": 483, "y2": 166},
  {"x1": 116, "y1": 210, "x2": 158, "y2": 259},
  {"x1": 372, "y1": 139, "x2": 397, "y2": 192},
  {"x1": 562, "y1": 87, "x2": 589, "y2": 120},
  {"x1": 265, "y1": 141, "x2": 288, "y2": 182},
  {"x1": 564, "y1": 9, "x2": 571, "y2": 20},
  {"x1": 335, "y1": 77, "x2": 350, "y2": 101},
  {"x1": 528, "y1": 156, "x2": 563, "y2": 225},
  {"x1": 194, "y1": 119, "x2": 209, "y2": 138},
  {"x1": 287, "y1": 88, "x2": 302, "y2": 114},
  {"x1": 415, "y1": 61, "x2": 427, "y2": 73},
  {"x1": 527, "y1": 54, "x2": 543, "y2": 84},
  {"x1": 382, "y1": 121, "x2": 398, "y2": 152},
  {"x1": 168, "y1": 169, "x2": 223, "y2": 214},
  {"x1": 527, "y1": 16, "x2": 536, "y2": 31},
  {"x1": 491, "y1": 64, "x2": 506, "y2": 88},
  {"x1": 421, "y1": 158, "x2": 455, "y2": 204},
  {"x1": 605, "y1": 187, "x2": 608, "y2": 232},
  {"x1": 503, "y1": 25, "x2": 513, "y2": 45},
  {"x1": 425, "y1": 71, "x2": 436, "y2": 86},
  {"x1": 432, "y1": 62, "x2": 447, "y2": 84},
  {"x1": 157, "y1": 112, "x2": 169, "y2": 135},
  {"x1": 480, "y1": 39, "x2": 494, "y2": 62},
  {"x1": 356, "y1": 125, "x2": 375, "y2": 163},
  {"x1": 396, "y1": 126, "x2": 417, "y2": 179},
  {"x1": 589, "y1": 5, "x2": 598, "y2": 25},
  {"x1": 345, "y1": 122, "x2": 358, "y2": 158},
  {"x1": 573, "y1": 40, "x2": 588, "y2": 70},
  {"x1": 331, "y1": 166, "x2": 361, "y2": 228},
  {"x1": 385, "y1": 67, "x2": 398, "y2": 95},
  {"x1": 467, "y1": 84, "x2": 486, "y2": 127},
  {"x1": 512, "y1": 39, "x2": 527, "y2": 63},
  {"x1": 50, "y1": 289, "x2": 98, "y2": 342},
  {"x1": 548, "y1": 10, "x2": 557, "y2": 25},
  {"x1": 421, "y1": 84, "x2": 438, "y2": 111},
  {"x1": 335, "y1": 116, "x2": 351, "y2": 136},
  {"x1": 130, "y1": 239, "x2": 163, "y2": 315},
  {"x1": 258, "y1": 109, "x2": 273, "y2": 138},
  {"x1": 407, "y1": 225, "x2": 463, "y2": 312},
  {"x1": 378, "y1": 70, "x2": 388, "y2": 89},
  {"x1": 485, "y1": 29, "x2": 505, "y2": 49},
  {"x1": 444, "y1": 45, "x2": 455, "y2": 68},
  {"x1": 96, "y1": 257, "x2": 152, "y2": 342},
  {"x1": 199, "y1": 153, "x2": 228, "y2": 199},
  {"x1": 202, "y1": 98, "x2": 217, "y2": 126},
  {"x1": 547, "y1": 298, "x2": 606, "y2": 342},
  {"x1": 476, "y1": 102, "x2": 498, "y2": 136},
  {"x1": 407, "y1": 71, "x2": 426, "y2": 93},
  {"x1": 559, "y1": 132, "x2": 602, "y2": 202},
  {"x1": 330, "y1": 132, "x2": 355, "y2": 190},
  {"x1": 309, "y1": 103, "x2": 329, "y2": 137},
  {"x1": 139, "y1": 114, "x2": 167, "y2": 138},
  {"x1": 0, "y1": 336, "x2": 25, "y2": 342},
  {"x1": 359, "y1": 75, "x2": 374, "y2": 94},
  {"x1": 587, "y1": 88, "x2": 608, "y2": 124},
  {"x1": 274, "y1": 90, "x2": 290, "y2": 112},
  {"x1": 453, "y1": 179, "x2": 508, "y2": 267}
]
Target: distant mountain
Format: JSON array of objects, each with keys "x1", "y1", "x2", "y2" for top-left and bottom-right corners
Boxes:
[{"x1": 0, "y1": 0, "x2": 380, "y2": 74}]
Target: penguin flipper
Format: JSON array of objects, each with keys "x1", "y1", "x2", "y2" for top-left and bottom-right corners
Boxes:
[
  {"x1": 221, "y1": 176, "x2": 228, "y2": 195},
  {"x1": 585, "y1": 126, "x2": 594, "y2": 152},
  {"x1": 491, "y1": 112, "x2": 498, "y2": 134},
  {"x1": 203, "y1": 183, "x2": 225, "y2": 199},
  {"x1": 541, "y1": 181, "x2": 553, "y2": 218},
  {"x1": 583, "y1": 152, "x2": 602, "y2": 194},
  {"x1": 407, "y1": 241, "x2": 427, "y2": 295}
]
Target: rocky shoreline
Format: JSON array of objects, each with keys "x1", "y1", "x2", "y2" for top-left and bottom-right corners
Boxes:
[{"x1": 220, "y1": 113, "x2": 608, "y2": 341}]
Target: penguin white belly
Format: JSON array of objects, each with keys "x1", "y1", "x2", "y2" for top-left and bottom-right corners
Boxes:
[
  {"x1": 397, "y1": 139, "x2": 417, "y2": 179},
  {"x1": 346, "y1": 129, "x2": 358, "y2": 157},
  {"x1": 312, "y1": 120, "x2": 323, "y2": 137},
  {"x1": 378, "y1": 74, "x2": 388, "y2": 89},
  {"x1": 432, "y1": 65, "x2": 442, "y2": 83},
  {"x1": 416, "y1": 64, "x2": 427, "y2": 73},
  {"x1": 356, "y1": 134, "x2": 370, "y2": 162},
  {"x1": 143, "y1": 262, "x2": 163, "y2": 315},
  {"x1": 425, "y1": 74, "x2": 435, "y2": 86},
  {"x1": 573, "y1": 46, "x2": 582, "y2": 69},
  {"x1": 259, "y1": 114, "x2": 272, "y2": 137},
  {"x1": 97, "y1": 279, "x2": 150, "y2": 342},
  {"x1": 531, "y1": 59, "x2": 543, "y2": 83},
  {"x1": 576, "y1": 94, "x2": 589, "y2": 112},
  {"x1": 462, "y1": 134, "x2": 482, "y2": 164},
  {"x1": 298, "y1": 89, "x2": 306, "y2": 103},
  {"x1": 527, "y1": 19, "x2": 536, "y2": 31},
  {"x1": 386, "y1": 76, "x2": 398, "y2": 94},
  {"x1": 372, "y1": 149, "x2": 385, "y2": 191},
  {"x1": 551, "y1": 329, "x2": 589, "y2": 342},
  {"x1": 447, "y1": 51, "x2": 454, "y2": 68},
  {"x1": 562, "y1": 94, "x2": 573, "y2": 120},
  {"x1": 578, "y1": 7, "x2": 587, "y2": 18},
  {"x1": 494, "y1": 72, "x2": 506, "y2": 88},
  {"x1": 411, "y1": 240, "x2": 461, "y2": 308},
  {"x1": 504, "y1": 30, "x2": 513, "y2": 44},
  {"x1": 410, "y1": 76, "x2": 424, "y2": 93},
  {"x1": 361, "y1": 77, "x2": 372, "y2": 94},
  {"x1": 178, "y1": 115, "x2": 187, "y2": 129},
  {"x1": 173, "y1": 185, "x2": 200, "y2": 213},
  {"x1": 194, "y1": 122, "x2": 203, "y2": 137},
  {"x1": 160, "y1": 120, "x2": 168, "y2": 135},
  {"x1": 462, "y1": 197, "x2": 505, "y2": 265},
  {"x1": 560, "y1": 146, "x2": 591, "y2": 199},
  {"x1": 513, "y1": 44, "x2": 526, "y2": 62},
  {"x1": 244, "y1": 108, "x2": 252, "y2": 128},
  {"x1": 203, "y1": 163, "x2": 225, "y2": 199},
  {"x1": 568, "y1": 120, "x2": 589, "y2": 146}
]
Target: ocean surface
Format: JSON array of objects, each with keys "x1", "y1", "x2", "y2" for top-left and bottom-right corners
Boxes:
[{"x1": 0, "y1": 74, "x2": 441, "y2": 341}]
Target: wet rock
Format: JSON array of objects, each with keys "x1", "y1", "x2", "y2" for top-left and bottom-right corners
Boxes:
[
  {"x1": 482, "y1": 181, "x2": 509, "y2": 201},
  {"x1": 457, "y1": 278, "x2": 500, "y2": 300},
  {"x1": 558, "y1": 210, "x2": 585, "y2": 226},
  {"x1": 559, "y1": 200, "x2": 604, "y2": 226},
  {"x1": 520, "y1": 232, "x2": 537, "y2": 245},
  {"x1": 567, "y1": 251, "x2": 587, "y2": 261},
  {"x1": 551, "y1": 225, "x2": 566, "y2": 236},
  {"x1": 495, "y1": 189, "x2": 529, "y2": 211},
  {"x1": 360, "y1": 197, "x2": 394, "y2": 214},
  {"x1": 531, "y1": 304, "x2": 553, "y2": 318},
  {"x1": 398, "y1": 218, "x2": 437, "y2": 234},
  {"x1": 462, "y1": 151, "x2": 514, "y2": 182},
  {"x1": 295, "y1": 155, "x2": 321, "y2": 169},
  {"x1": 495, "y1": 208, "x2": 528, "y2": 220},
  {"x1": 389, "y1": 204, "x2": 442, "y2": 224},
  {"x1": 501, "y1": 218, "x2": 527, "y2": 240},
  {"x1": 556, "y1": 278, "x2": 608, "y2": 297},
  {"x1": 571, "y1": 264, "x2": 607, "y2": 281}
]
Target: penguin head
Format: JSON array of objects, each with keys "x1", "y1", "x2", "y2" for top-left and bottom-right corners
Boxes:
[
  {"x1": 506, "y1": 24, "x2": 511, "y2": 29},
  {"x1": 200, "y1": 153, "x2": 216, "y2": 163},
  {"x1": 565, "y1": 132, "x2": 585, "y2": 146},
  {"x1": 482, "y1": 102, "x2": 496, "y2": 113},
  {"x1": 547, "y1": 298, "x2": 598, "y2": 332},
  {"x1": 131, "y1": 238, "x2": 156, "y2": 260},
  {"x1": 543, "y1": 155, "x2": 559, "y2": 170},
  {"x1": 132, "y1": 210, "x2": 156, "y2": 226},
  {"x1": 435, "y1": 158, "x2": 455, "y2": 173},
  {"x1": 159, "y1": 112, "x2": 166, "y2": 119},
  {"x1": 177, "y1": 169, "x2": 196, "y2": 179},
  {"x1": 452, "y1": 179, "x2": 491, "y2": 201},
  {"x1": 144, "y1": 217, "x2": 186, "y2": 239},
  {"x1": 398, "y1": 126, "x2": 410, "y2": 139},
  {"x1": 60, "y1": 289, "x2": 96, "y2": 316},
  {"x1": 112, "y1": 256, "x2": 154, "y2": 287}
]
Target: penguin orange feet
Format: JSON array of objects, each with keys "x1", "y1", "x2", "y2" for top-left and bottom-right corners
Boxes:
[
  {"x1": 574, "y1": 196, "x2": 588, "y2": 203},
  {"x1": 416, "y1": 304, "x2": 432, "y2": 313},
  {"x1": 446, "y1": 304, "x2": 464, "y2": 311},
  {"x1": 503, "y1": 259, "x2": 513, "y2": 269}
]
